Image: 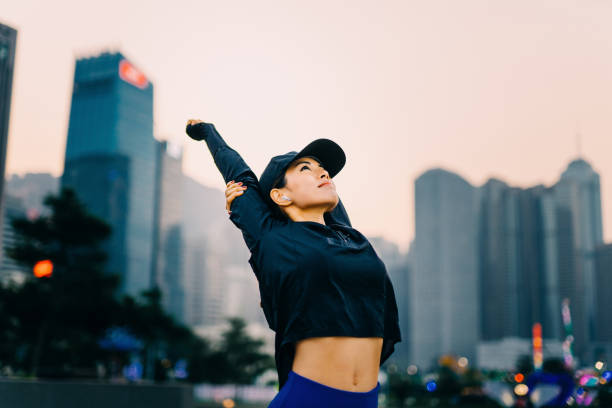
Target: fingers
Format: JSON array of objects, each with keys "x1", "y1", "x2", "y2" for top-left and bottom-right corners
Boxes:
[
  {"x1": 225, "y1": 181, "x2": 247, "y2": 211},
  {"x1": 225, "y1": 181, "x2": 246, "y2": 196},
  {"x1": 186, "y1": 119, "x2": 203, "y2": 126}
]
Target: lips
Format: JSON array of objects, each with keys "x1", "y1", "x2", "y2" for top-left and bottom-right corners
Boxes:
[{"x1": 318, "y1": 181, "x2": 332, "y2": 187}]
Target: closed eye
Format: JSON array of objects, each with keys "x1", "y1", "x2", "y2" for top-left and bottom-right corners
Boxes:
[{"x1": 300, "y1": 165, "x2": 310, "y2": 171}]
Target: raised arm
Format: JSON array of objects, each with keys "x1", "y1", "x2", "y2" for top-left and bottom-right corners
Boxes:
[{"x1": 186, "y1": 121, "x2": 282, "y2": 251}]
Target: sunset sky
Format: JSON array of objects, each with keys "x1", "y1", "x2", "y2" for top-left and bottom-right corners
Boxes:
[{"x1": 3, "y1": 0, "x2": 611, "y2": 252}]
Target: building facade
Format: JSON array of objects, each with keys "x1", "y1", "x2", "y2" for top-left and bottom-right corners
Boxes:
[
  {"x1": 61, "y1": 51, "x2": 156, "y2": 297},
  {"x1": 411, "y1": 169, "x2": 480, "y2": 370}
]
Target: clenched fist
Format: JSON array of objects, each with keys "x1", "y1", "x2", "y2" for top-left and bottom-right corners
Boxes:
[{"x1": 185, "y1": 118, "x2": 207, "y2": 141}]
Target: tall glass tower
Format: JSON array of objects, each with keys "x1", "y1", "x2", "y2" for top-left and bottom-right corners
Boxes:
[
  {"x1": 61, "y1": 51, "x2": 156, "y2": 297},
  {"x1": 412, "y1": 169, "x2": 480, "y2": 370},
  {"x1": 0, "y1": 22, "x2": 18, "y2": 265}
]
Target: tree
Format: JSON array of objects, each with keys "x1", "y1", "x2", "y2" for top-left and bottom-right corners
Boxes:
[
  {"x1": 2, "y1": 187, "x2": 121, "y2": 377},
  {"x1": 203, "y1": 317, "x2": 275, "y2": 385}
]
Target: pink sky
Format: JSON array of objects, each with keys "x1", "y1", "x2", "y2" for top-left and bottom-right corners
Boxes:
[{"x1": 3, "y1": 0, "x2": 612, "y2": 252}]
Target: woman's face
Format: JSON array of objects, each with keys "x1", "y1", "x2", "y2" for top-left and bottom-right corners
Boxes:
[{"x1": 271, "y1": 156, "x2": 338, "y2": 212}]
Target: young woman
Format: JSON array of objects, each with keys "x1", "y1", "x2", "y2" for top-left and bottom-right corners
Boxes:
[{"x1": 185, "y1": 119, "x2": 401, "y2": 408}]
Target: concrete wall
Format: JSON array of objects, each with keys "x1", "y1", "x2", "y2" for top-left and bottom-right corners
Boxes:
[{"x1": 0, "y1": 379, "x2": 193, "y2": 408}]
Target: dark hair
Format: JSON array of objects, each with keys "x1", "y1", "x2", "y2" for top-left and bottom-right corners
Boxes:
[
  {"x1": 270, "y1": 173, "x2": 289, "y2": 219},
  {"x1": 273, "y1": 174, "x2": 287, "y2": 189}
]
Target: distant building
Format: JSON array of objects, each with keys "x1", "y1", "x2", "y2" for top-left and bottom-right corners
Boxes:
[
  {"x1": 181, "y1": 175, "x2": 265, "y2": 330},
  {"x1": 477, "y1": 337, "x2": 563, "y2": 371},
  {"x1": 553, "y1": 158, "x2": 604, "y2": 363},
  {"x1": 478, "y1": 181, "x2": 557, "y2": 341},
  {"x1": 4, "y1": 173, "x2": 60, "y2": 217},
  {"x1": 592, "y1": 243, "x2": 612, "y2": 363},
  {"x1": 61, "y1": 51, "x2": 156, "y2": 297},
  {"x1": 411, "y1": 168, "x2": 480, "y2": 370},
  {"x1": 1, "y1": 173, "x2": 59, "y2": 284},
  {"x1": 0, "y1": 194, "x2": 28, "y2": 284},
  {"x1": 369, "y1": 236, "x2": 410, "y2": 369},
  {"x1": 153, "y1": 141, "x2": 185, "y2": 322},
  {"x1": 0, "y1": 23, "x2": 18, "y2": 267}
]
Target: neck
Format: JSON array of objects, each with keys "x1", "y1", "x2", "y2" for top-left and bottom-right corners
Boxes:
[{"x1": 286, "y1": 207, "x2": 326, "y2": 225}]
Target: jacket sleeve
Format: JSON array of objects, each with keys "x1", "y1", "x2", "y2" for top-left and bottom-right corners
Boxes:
[
  {"x1": 324, "y1": 196, "x2": 352, "y2": 227},
  {"x1": 186, "y1": 122, "x2": 281, "y2": 251}
]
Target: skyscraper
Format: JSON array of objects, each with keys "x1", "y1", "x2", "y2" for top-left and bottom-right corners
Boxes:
[
  {"x1": 61, "y1": 51, "x2": 156, "y2": 297},
  {"x1": 153, "y1": 140, "x2": 185, "y2": 321},
  {"x1": 0, "y1": 22, "x2": 17, "y2": 267},
  {"x1": 594, "y1": 244, "x2": 612, "y2": 339},
  {"x1": 553, "y1": 158, "x2": 604, "y2": 362},
  {"x1": 478, "y1": 180, "x2": 553, "y2": 341},
  {"x1": 412, "y1": 169, "x2": 480, "y2": 369}
]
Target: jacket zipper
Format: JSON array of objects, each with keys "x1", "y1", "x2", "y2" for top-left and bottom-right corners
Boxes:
[{"x1": 335, "y1": 230, "x2": 348, "y2": 245}]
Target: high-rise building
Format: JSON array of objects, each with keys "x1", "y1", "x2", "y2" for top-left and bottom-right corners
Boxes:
[
  {"x1": 411, "y1": 169, "x2": 480, "y2": 370},
  {"x1": 478, "y1": 181, "x2": 553, "y2": 341},
  {"x1": 0, "y1": 23, "x2": 17, "y2": 267},
  {"x1": 370, "y1": 235, "x2": 410, "y2": 369},
  {"x1": 61, "y1": 51, "x2": 156, "y2": 297},
  {"x1": 0, "y1": 194, "x2": 28, "y2": 284},
  {"x1": 153, "y1": 140, "x2": 185, "y2": 322},
  {"x1": 553, "y1": 158, "x2": 604, "y2": 362},
  {"x1": 593, "y1": 243, "x2": 612, "y2": 362}
]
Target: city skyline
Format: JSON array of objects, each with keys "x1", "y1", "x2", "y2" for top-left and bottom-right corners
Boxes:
[{"x1": 4, "y1": 0, "x2": 612, "y2": 252}]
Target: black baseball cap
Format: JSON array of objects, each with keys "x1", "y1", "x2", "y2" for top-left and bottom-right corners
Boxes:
[{"x1": 260, "y1": 139, "x2": 346, "y2": 215}]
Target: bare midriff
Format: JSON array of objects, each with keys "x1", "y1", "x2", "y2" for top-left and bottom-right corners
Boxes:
[{"x1": 291, "y1": 336, "x2": 383, "y2": 392}]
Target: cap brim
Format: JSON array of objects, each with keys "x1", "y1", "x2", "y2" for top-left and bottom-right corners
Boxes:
[{"x1": 293, "y1": 139, "x2": 346, "y2": 178}]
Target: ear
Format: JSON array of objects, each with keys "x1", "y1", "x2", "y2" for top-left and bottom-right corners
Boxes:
[{"x1": 270, "y1": 188, "x2": 291, "y2": 207}]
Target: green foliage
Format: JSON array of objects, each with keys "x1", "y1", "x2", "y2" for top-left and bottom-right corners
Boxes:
[
  {"x1": 202, "y1": 317, "x2": 275, "y2": 385},
  {"x1": 0, "y1": 188, "x2": 120, "y2": 377},
  {"x1": 0, "y1": 187, "x2": 275, "y2": 385}
]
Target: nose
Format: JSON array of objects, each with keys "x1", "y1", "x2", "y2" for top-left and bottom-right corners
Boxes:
[{"x1": 319, "y1": 168, "x2": 330, "y2": 179}]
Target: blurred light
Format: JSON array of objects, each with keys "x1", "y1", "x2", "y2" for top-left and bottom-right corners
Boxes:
[
  {"x1": 26, "y1": 208, "x2": 39, "y2": 220},
  {"x1": 595, "y1": 361, "x2": 604, "y2": 370},
  {"x1": 576, "y1": 387, "x2": 585, "y2": 396},
  {"x1": 501, "y1": 391, "x2": 514, "y2": 406},
  {"x1": 426, "y1": 381, "x2": 437, "y2": 392},
  {"x1": 458, "y1": 357, "x2": 468, "y2": 368},
  {"x1": 600, "y1": 378, "x2": 607, "y2": 385},
  {"x1": 222, "y1": 399, "x2": 235, "y2": 408},
  {"x1": 407, "y1": 365, "x2": 418, "y2": 375},
  {"x1": 579, "y1": 375, "x2": 599, "y2": 387},
  {"x1": 123, "y1": 360, "x2": 142, "y2": 381},
  {"x1": 514, "y1": 373, "x2": 525, "y2": 383},
  {"x1": 602, "y1": 371, "x2": 612, "y2": 381},
  {"x1": 33, "y1": 260, "x2": 53, "y2": 278},
  {"x1": 514, "y1": 384, "x2": 529, "y2": 396},
  {"x1": 174, "y1": 359, "x2": 188, "y2": 379}
]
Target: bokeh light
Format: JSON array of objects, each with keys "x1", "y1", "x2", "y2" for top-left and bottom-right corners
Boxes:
[
  {"x1": 514, "y1": 384, "x2": 529, "y2": 396},
  {"x1": 514, "y1": 373, "x2": 524, "y2": 383},
  {"x1": 33, "y1": 259, "x2": 53, "y2": 278},
  {"x1": 426, "y1": 381, "x2": 437, "y2": 392}
]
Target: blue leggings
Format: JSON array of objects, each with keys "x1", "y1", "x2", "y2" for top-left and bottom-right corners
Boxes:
[{"x1": 268, "y1": 370, "x2": 380, "y2": 408}]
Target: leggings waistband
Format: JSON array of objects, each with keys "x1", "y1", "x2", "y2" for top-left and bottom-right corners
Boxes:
[{"x1": 288, "y1": 370, "x2": 380, "y2": 400}]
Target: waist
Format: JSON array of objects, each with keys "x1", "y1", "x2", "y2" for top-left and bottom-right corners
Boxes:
[{"x1": 291, "y1": 336, "x2": 383, "y2": 392}]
